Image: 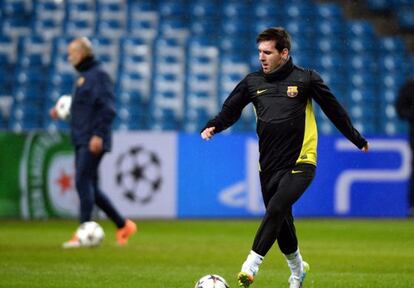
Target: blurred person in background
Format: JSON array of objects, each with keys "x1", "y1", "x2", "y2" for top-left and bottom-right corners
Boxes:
[
  {"x1": 395, "y1": 76, "x2": 414, "y2": 217},
  {"x1": 201, "y1": 27, "x2": 369, "y2": 288},
  {"x1": 49, "y1": 37, "x2": 137, "y2": 248}
]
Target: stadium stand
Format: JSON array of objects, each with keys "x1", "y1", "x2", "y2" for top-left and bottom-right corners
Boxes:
[{"x1": 0, "y1": 0, "x2": 413, "y2": 135}]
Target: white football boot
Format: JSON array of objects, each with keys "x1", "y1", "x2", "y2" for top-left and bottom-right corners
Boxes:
[{"x1": 288, "y1": 261, "x2": 309, "y2": 288}]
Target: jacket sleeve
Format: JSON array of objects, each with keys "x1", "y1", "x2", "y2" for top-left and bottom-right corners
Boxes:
[
  {"x1": 202, "y1": 77, "x2": 251, "y2": 133},
  {"x1": 309, "y1": 70, "x2": 367, "y2": 149},
  {"x1": 91, "y1": 71, "x2": 116, "y2": 138},
  {"x1": 395, "y1": 79, "x2": 414, "y2": 122}
]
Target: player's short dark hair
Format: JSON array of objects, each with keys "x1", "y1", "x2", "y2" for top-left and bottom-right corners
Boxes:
[{"x1": 256, "y1": 27, "x2": 291, "y2": 52}]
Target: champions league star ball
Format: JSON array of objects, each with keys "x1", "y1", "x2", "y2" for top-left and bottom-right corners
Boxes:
[
  {"x1": 76, "y1": 221, "x2": 105, "y2": 247},
  {"x1": 195, "y1": 275, "x2": 230, "y2": 288},
  {"x1": 55, "y1": 95, "x2": 72, "y2": 120}
]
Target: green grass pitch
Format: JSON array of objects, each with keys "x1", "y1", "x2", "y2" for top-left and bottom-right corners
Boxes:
[{"x1": 0, "y1": 219, "x2": 413, "y2": 287}]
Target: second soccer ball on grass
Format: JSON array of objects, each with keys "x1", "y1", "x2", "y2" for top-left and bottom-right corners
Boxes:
[
  {"x1": 75, "y1": 221, "x2": 105, "y2": 247},
  {"x1": 195, "y1": 274, "x2": 229, "y2": 288}
]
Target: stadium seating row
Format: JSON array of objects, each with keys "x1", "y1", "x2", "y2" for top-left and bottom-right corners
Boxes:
[{"x1": 0, "y1": 0, "x2": 413, "y2": 135}]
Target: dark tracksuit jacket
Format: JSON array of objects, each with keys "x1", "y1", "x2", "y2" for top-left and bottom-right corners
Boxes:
[
  {"x1": 203, "y1": 57, "x2": 367, "y2": 173},
  {"x1": 70, "y1": 56, "x2": 116, "y2": 152}
]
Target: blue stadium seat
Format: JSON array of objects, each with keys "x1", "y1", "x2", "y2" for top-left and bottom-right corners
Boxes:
[
  {"x1": 152, "y1": 69, "x2": 185, "y2": 129},
  {"x1": 159, "y1": 18, "x2": 189, "y2": 40},
  {"x1": 378, "y1": 55, "x2": 408, "y2": 72},
  {"x1": 349, "y1": 71, "x2": 377, "y2": 88},
  {"x1": 220, "y1": 18, "x2": 250, "y2": 37},
  {"x1": 395, "y1": 6, "x2": 414, "y2": 30},
  {"x1": 283, "y1": 2, "x2": 316, "y2": 19},
  {"x1": 9, "y1": 103, "x2": 43, "y2": 131},
  {"x1": 349, "y1": 37, "x2": 378, "y2": 53},
  {"x1": 348, "y1": 88, "x2": 376, "y2": 104},
  {"x1": 378, "y1": 72, "x2": 407, "y2": 90},
  {"x1": 118, "y1": 71, "x2": 151, "y2": 104},
  {"x1": 285, "y1": 20, "x2": 314, "y2": 39},
  {"x1": 312, "y1": 53, "x2": 346, "y2": 72},
  {"x1": 45, "y1": 86, "x2": 71, "y2": 107},
  {"x1": 113, "y1": 118, "x2": 143, "y2": 131},
  {"x1": 190, "y1": 18, "x2": 219, "y2": 38},
  {"x1": 0, "y1": 35, "x2": 17, "y2": 95},
  {"x1": 13, "y1": 85, "x2": 44, "y2": 104},
  {"x1": 315, "y1": 3, "x2": 344, "y2": 20},
  {"x1": 50, "y1": 72, "x2": 76, "y2": 92},
  {"x1": 253, "y1": 2, "x2": 282, "y2": 19},
  {"x1": 222, "y1": 1, "x2": 251, "y2": 18},
  {"x1": 315, "y1": 37, "x2": 345, "y2": 53},
  {"x1": 158, "y1": 0, "x2": 187, "y2": 18},
  {"x1": 34, "y1": 0, "x2": 65, "y2": 22},
  {"x1": 253, "y1": 18, "x2": 282, "y2": 36},
  {"x1": 352, "y1": 120, "x2": 377, "y2": 135},
  {"x1": 314, "y1": 19, "x2": 346, "y2": 37},
  {"x1": 127, "y1": 10, "x2": 159, "y2": 41},
  {"x1": 33, "y1": 18, "x2": 63, "y2": 40},
  {"x1": 2, "y1": 0, "x2": 32, "y2": 17},
  {"x1": 96, "y1": 19, "x2": 125, "y2": 38},
  {"x1": 366, "y1": 0, "x2": 394, "y2": 12},
  {"x1": 347, "y1": 20, "x2": 377, "y2": 37},
  {"x1": 20, "y1": 35, "x2": 52, "y2": 65},
  {"x1": 291, "y1": 35, "x2": 314, "y2": 51},
  {"x1": 349, "y1": 54, "x2": 378, "y2": 73},
  {"x1": 116, "y1": 104, "x2": 141, "y2": 124},
  {"x1": 291, "y1": 53, "x2": 313, "y2": 68},
  {"x1": 150, "y1": 107, "x2": 182, "y2": 131},
  {"x1": 116, "y1": 91, "x2": 145, "y2": 106},
  {"x1": 97, "y1": 1, "x2": 126, "y2": 21},
  {"x1": 184, "y1": 107, "x2": 211, "y2": 132},
  {"x1": 378, "y1": 36, "x2": 407, "y2": 54},
  {"x1": 2, "y1": 17, "x2": 31, "y2": 37},
  {"x1": 0, "y1": 68, "x2": 14, "y2": 95},
  {"x1": 65, "y1": 19, "x2": 95, "y2": 37},
  {"x1": 189, "y1": 0, "x2": 218, "y2": 18}
]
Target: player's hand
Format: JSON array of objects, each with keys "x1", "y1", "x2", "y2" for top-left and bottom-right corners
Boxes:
[
  {"x1": 49, "y1": 107, "x2": 58, "y2": 120},
  {"x1": 89, "y1": 135, "x2": 103, "y2": 155},
  {"x1": 362, "y1": 142, "x2": 369, "y2": 152},
  {"x1": 201, "y1": 127, "x2": 216, "y2": 140}
]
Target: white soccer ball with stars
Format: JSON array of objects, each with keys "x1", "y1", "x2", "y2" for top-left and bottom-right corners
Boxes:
[
  {"x1": 195, "y1": 274, "x2": 229, "y2": 288},
  {"x1": 55, "y1": 94, "x2": 72, "y2": 121},
  {"x1": 75, "y1": 221, "x2": 105, "y2": 247}
]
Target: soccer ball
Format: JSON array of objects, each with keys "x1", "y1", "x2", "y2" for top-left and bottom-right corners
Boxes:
[
  {"x1": 55, "y1": 95, "x2": 72, "y2": 120},
  {"x1": 76, "y1": 221, "x2": 105, "y2": 247},
  {"x1": 194, "y1": 275, "x2": 229, "y2": 288}
]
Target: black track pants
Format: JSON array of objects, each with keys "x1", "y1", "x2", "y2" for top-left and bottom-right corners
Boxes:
[{"x1": 252, "y1": 163, "x2": 315, "y2": 256}]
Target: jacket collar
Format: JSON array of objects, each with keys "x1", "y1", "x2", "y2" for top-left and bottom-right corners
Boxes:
[
  {"x1": 75, "y1": 56, "x2": 99, "y2": 72},
  {"x1": 262, "y1": 56, "x2": 294, "y2": 81}
]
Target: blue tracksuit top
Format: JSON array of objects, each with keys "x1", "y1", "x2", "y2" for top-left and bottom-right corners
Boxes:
[{"x1": 70, "y1": 56, "x2": 116, "y2": 151}]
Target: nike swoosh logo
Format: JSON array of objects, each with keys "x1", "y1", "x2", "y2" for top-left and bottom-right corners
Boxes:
[
  {"x1": 291, "y1": 170, "x2": 303, "y2": 174},
  {"x1": 256, "y1": 89, "x2": 268, "y2": 95}
]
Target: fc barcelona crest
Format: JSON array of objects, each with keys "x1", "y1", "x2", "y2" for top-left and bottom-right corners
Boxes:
[
  {"x1": 287, "y1": 86, "x2": 298, "y2": 97},
  {"x1": 77, "y1": 77, "x2": 85, "y2": 87}
]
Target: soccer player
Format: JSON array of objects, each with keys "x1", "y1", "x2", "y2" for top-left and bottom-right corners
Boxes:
[
  {"x1": 395, "y1": 76, "x2": 414, "y2": 217},
  {"x1": 201, "y1": 27, "x2": 369, "y2": 288},
  {"x1": 50, "y1": 37, "x2": 137, "y2": 248}
]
